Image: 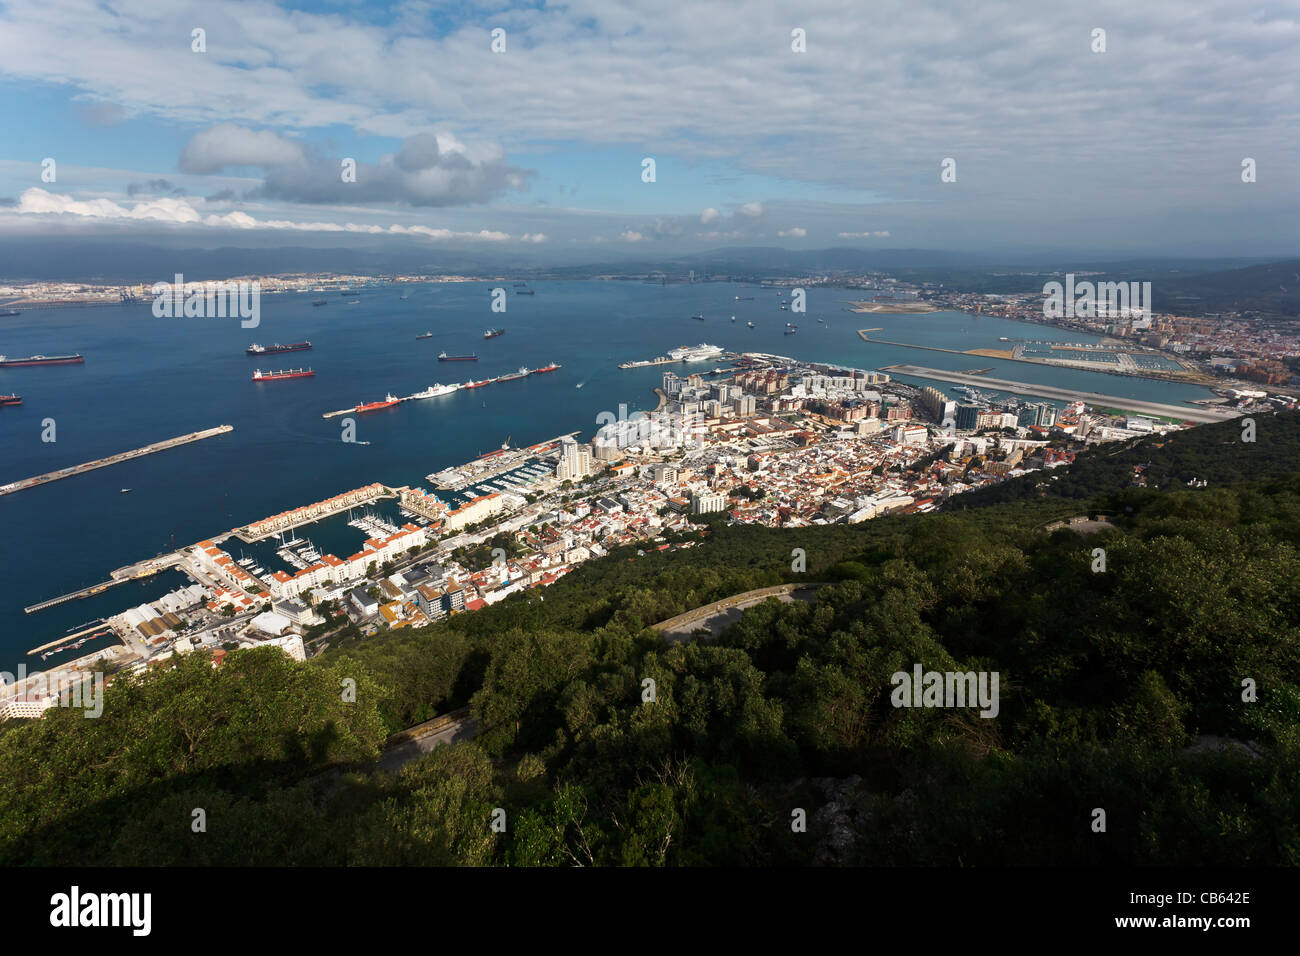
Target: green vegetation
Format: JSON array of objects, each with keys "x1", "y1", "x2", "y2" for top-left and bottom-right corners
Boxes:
[
  {"x1": 0, "y1": 413, "x2": 1297, "y2": 865},
  {"x1": 953, "y1": 409, "x2": 1300, "y2": 507}
]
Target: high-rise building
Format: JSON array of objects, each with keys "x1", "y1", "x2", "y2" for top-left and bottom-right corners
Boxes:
[
  {"x1": 592, "y1": 436, "x2": 620, "y2": 461},
  {"x1": 556, "y1": 438, "x2": 593, "y2": 481},
  {"x1": 956, "y1": 404, "x2": 982, "y2": 431},
  {"x1": 1036, "y1": 404, "x2": 1058, "y2": 427},
  {"x1": 919, "y1": 386, "x2": 952, "y2": 423}
]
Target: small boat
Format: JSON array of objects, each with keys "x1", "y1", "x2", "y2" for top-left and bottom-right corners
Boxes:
[
  {"x1": 576, "y1": 383, "x2": 584, "y2": 389},
  {"x1": 400, "y1": 294, "x2": 409, "y2": 300},
  {"x1": 312, "y1": 299, "x2": 327, "y2": 306},
  {"x1": 731, "y1": 315, "x2": 736, "y2": 322},
  {"x1": 692, "y1": 314, "x2": 705, "y2": 321},
  {"x1": 416, "y1": 332, "x2": 433, "y2": 339},
  {"x1": 120, "y1": 488, "x2": 131, "y2": 493},
  {"x1": 747, "y1": 322, "x2": 755, "y2": 328}
]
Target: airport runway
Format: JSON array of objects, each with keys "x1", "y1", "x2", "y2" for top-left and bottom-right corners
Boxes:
[{"x1": 882, "y1": 365, "x2": 1238, "y2": 424}]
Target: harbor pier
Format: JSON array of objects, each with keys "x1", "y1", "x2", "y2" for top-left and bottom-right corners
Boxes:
[{"x1": 0, "y1": 426, "x2": 234, "y2": 497}]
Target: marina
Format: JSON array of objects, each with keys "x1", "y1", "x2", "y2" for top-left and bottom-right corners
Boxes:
[{"x1": 426, "y1": 432, "x2": 576, "y2": 494}]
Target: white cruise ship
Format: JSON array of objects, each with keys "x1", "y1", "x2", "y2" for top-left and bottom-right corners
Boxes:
[
  {"x1": 669, "y1": 343, "x2": 724, "y2": 362},
  {"x1": 410, "y1": 383, "x2": 459, "y2": 399}
]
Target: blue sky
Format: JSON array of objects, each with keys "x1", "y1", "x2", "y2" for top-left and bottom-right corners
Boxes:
[{"x1": 1, "y1": 0, "x2": 1297, "y2": 262}]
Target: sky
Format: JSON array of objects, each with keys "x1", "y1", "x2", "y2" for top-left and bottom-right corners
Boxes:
[{"x1": 0, "y1": 0, "x2": 1298, "y2": 266}]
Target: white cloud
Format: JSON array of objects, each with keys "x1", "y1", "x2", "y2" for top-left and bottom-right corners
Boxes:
[
  {"x1": 179, "y1": 125, "x2": 307, "y2": 174},
  {"x1": 18, "y1": 188, "x2": 200, "y2": 223},
  {"x1": 738, "y1": 202, "x2": 764, "y2": 218},
  {"x1": 16, "y1": 188, "x2": 516, "y2": 241},
  {"x1": 838, "y1": 230, "x2": 891, "y2": 238},
  {"x1": 620, "y1": 229, "x2": 645, "y2": 242},
  {"x1": 700, "y1": 207, "x2": 720, "y2": 224},
  {"x1": 778, "y1": 227, "x2": 807, "y2": 238}
]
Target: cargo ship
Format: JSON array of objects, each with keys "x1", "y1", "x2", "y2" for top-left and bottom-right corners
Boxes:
[
  {"x1": 692, "y1": 314, "x2": 705, "y2": 321},
  {"x1": 497, "y1": 366, "x2": 530, "y2": 382},
  {"x1": 463, "y1": 379, "x2": 492, "y2": 389},
  {"x1": 0, "y1": 353, "x2": 84, "y2": 367},
  {"x1": 0, "y1": 394, "x2": 21, "y2": 406},
  {"x1": 247, "y1": 342, "x2": 311, "y2": 356},
  {"x1": 357, "y1": 394, "x2": 399, "y2": 413},
  {"x1": 409, "y1": 383, "x2": 458, "y2": 399},
  {"x1": 484, "y1": 328, "x2": 505, "y2": 339},
  {"x1": 252, "y1": 368, "x2": 315, "y2": 381},
  {"x1": 416, "y1": 332, "x2": 433, "y2": 339},
  {"x1": 515, "y1": 289, "x2": 535, "y2": 295},
  {"x1": 532, "y1": 362, "x2": 561, "y2": 374},
  {"x1": 438, "y1": 352, "x2": 478, "y2": 361}
]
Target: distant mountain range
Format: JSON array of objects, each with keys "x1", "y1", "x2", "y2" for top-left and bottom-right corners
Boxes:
[
  {"x1": 0, "y1": 235, "x2": 1293, "y2": 318},
  {"x1": 1152, "y1": 259, "x2": 1300, "y2": 317}
]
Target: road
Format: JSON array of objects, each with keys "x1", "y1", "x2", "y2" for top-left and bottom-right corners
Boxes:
[
  {"x1": 379, "y1": 711, "x2": 479, "y2": 772},
  {"x1": 883, "y1": 365, "x2": 1239, "y2": 423},
  {"x1": 653, "y1": 583, "x2": 831, "y2": 641}
]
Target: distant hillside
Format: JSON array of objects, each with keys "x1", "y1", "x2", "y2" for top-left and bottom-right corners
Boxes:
[
  {"x1": 948, "y1": 409, "x2": 1300, "y2": 509},
  {"x1": 1152, "y1": 259, "x2": 1300, "y2": 317}
]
